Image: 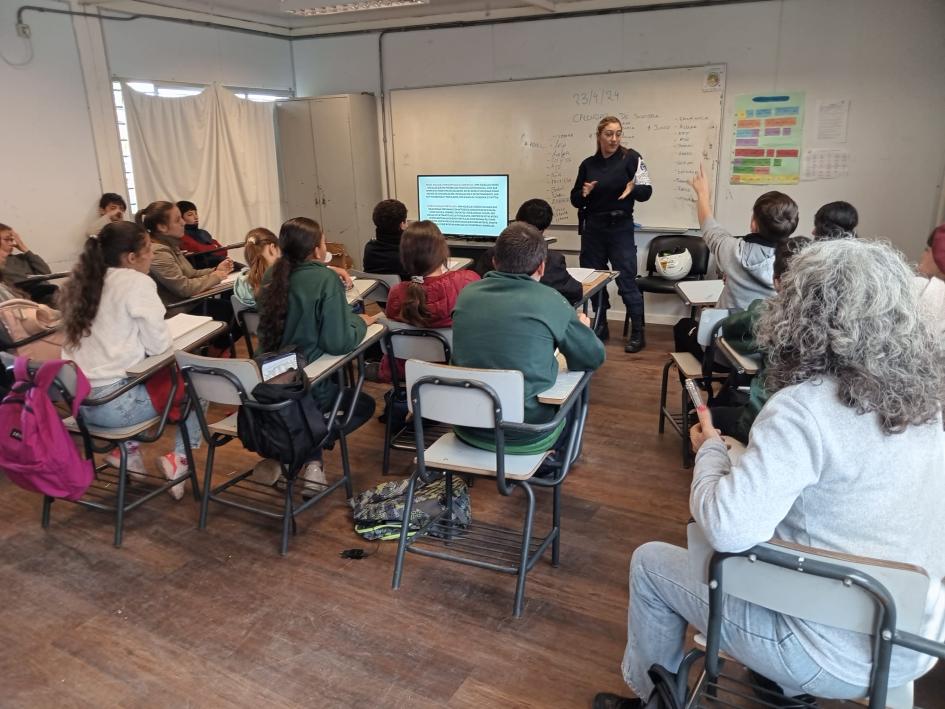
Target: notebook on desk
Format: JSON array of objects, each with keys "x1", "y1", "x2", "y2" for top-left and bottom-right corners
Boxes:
[
  {"x1": 537, "y1": 370, "x2": 583, "y2": 405},
  {"x1": 566, "y1": 267, "x2": 599, "y2": 284},
  {"x1": 166, "y1": 313, "x2": 213, "y2": 340}
]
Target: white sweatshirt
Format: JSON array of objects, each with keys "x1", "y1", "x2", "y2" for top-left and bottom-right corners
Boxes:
[
  {"x1": 63, "y1": 268, "x2": 172, "y2": 388},
  {"x1": 692, "y1": 379, "x2": 945, "y2": 688}
]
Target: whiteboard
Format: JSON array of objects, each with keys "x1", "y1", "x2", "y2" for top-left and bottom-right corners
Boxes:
[{"x1": 389, "y1": 65, "x2": 725, "y2": 231}]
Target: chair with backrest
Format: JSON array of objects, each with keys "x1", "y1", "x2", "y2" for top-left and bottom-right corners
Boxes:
[
  {"x1": 681, "y1": 523, "x2": 945, "y2": 708},
  {"x1": 377, "y1": 317, "x2": 453, "y2": 475},
  {"x1": 176, "y1": 326, "x2": 382, "y2": 554},
  {"x1": 391, "y1": 359, "x2": 593, "y2": 617},
  {"x1": 231, "y1": 295, "x2": 260, "y2": 357},
  {"x1": 0, "y1": 352, "x2": 196, "y2": 547},
  {"x1": 625, "y1": 234, "x2": 711, "y2": 336},
  {"x1": 348, "y1": 269, "x2": 401, "y2": 306}
]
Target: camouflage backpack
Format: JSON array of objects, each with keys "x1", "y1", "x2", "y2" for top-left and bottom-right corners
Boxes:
[{"x1": 352, "y1": 476, "x2": 471, "y2": 541}]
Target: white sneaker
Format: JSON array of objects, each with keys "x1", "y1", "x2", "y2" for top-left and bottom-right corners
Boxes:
[
  {"x1": 157, "y1": 453, "x2": 189, "y2": 501},
  {"x1": 104, "y1": 444, "x2": 147, "y2": 482},
  {"x1": 249, "y1": 458, "x2": 282, "y2": 486},
  {"x1": 300, "y1": 460, "x2": 326, "y2": 498}
]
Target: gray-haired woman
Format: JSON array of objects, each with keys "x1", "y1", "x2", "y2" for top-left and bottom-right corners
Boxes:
[{"x1": 596, "y1": 238, "x2": 945, "y2": 709}]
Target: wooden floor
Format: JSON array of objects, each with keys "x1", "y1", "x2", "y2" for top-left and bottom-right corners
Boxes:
[{"x1": 1, "y1": 323, "x2": 943, "y2": 708}]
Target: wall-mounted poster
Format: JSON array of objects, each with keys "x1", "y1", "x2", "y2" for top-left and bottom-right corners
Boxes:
[{"x1": 730, "y1": 92, "x2": 805, "y2": 185}]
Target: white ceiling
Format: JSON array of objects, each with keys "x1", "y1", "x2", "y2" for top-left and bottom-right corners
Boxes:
[{"x1": 81, "y1": 0, "x2": 736, "y2": 35}]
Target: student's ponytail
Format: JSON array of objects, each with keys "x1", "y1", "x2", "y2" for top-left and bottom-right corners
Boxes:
[
  {"x1": 397, "y1": 220, "x2": 449, "y2": 328},
  {"x1": 61, "y1": 221, "x2": 148, "y2": 348},
  {"x1": 258, "y1": 217, "x2": 320, "y2": 353}
]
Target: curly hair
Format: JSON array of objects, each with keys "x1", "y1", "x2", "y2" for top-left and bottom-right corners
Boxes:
[
  {"x1": 61, "y1": 221, "x2": 149, "y2": 348},
  {"x1": 755, "y1": 238, "x2": 945, "y2": 434},
  {"x1": 372, "y1": 199, "x2": 407, "y2": 234},
  {"x1": 258, "y1": 217, "x2": 321, "y2": 353}
]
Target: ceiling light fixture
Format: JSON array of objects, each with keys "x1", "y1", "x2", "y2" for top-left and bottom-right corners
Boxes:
[{"x1": 284, "y1": 0, "x2": 428, "y2": 16}]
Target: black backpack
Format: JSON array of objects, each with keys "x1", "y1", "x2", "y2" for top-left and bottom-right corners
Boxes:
[
  {"x1": 644, "y1": 664, "x2": 685, "y2": 708},
  {"x1": 236, "y1": 373, "x2": 327, "y2": 477}
]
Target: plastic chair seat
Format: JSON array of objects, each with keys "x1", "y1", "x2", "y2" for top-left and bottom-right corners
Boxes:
[
  {"x1": 63, "y1": 415, "x2": 161, "y2": 440},
  {"x1": 636, "y1": 275, "x2": 684, "y2": 294},
  {"x1": 425, "y1": 431, "x2": 548, "y2": 480}
]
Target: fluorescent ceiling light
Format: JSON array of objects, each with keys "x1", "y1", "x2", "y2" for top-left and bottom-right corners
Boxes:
[{"x1": 284, "y1": 0, "x2": 428, "y2": 15}]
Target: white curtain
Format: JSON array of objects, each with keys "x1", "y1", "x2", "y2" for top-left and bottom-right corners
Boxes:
[{"x1": 123, "y1": 83, "x2": 281, "y2": 247}]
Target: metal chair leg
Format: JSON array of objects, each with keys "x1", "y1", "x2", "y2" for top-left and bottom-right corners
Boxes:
[
  {"x1": 658, "y1": 359, "x2": 673, "y2": 433},
  {"x1": 198, "y1": 442, "x2": 217, "y2": 530},
  {"x1": 513, "y1": 482, "x2": 536, "y2": 618},
  {"x1": 382, "y1": 390, "x2": 395, "y2": 476},
  {"x1": 681, "y1": 387, "x2": 692, "y2": 467},
  {"x1": 41, "y1": 495, "x2": 53, "y2": 528},
  {"x1": 113, "y1": 443, "x2": 129, "y2": 548},
  {"x1": 392, "y1": 470, "x2": 420, "y2": 590},
  {"x1": 338, "y1": 431, "x2": 353, "y2": 499},
  {"x1": 280, "y1": 478, "x2": 294, "y2": 556},
  {"x1": 551, "y1": 483, "x2": 562, "y2": 567},
  {"x1": 179, "y1": 422, "x2": 201, "y2": 501}
]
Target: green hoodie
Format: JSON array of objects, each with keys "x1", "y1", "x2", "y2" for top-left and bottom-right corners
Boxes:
[
  {"x1": 451, "y1": 271, "x2": 606, "y2": 453},
  {"x1": 266, "y1": 260, "x2": 366, "y2": 407}
]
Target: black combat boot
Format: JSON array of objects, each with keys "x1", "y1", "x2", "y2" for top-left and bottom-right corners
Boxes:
[{"x1": 625, "y1": 318, "x2": 645, "y2": 353}]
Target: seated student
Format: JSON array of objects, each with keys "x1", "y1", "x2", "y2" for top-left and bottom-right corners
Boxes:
[
  {"x1": 0, "y1": 223, "x2": 56, "y2": 305},
  {"x1": 452, "y1": 221, "x2": 605, "y2": 453},
  {"x1": 257, "y1": 217, "x2": 377, "y2": 488},
  {"x1": 233, "y1": 228, "x2": 279, "y2": 308},
  {"x1": 138, "y1": 201, "x2": 233, "y2": 306},
  {"x1": 812, "y1": 200, "x2": 858, "y2": 239},
  {"x1": 474, "y1": 198, "x2": 584, "y2": 305},
  {"x1": 85, "y1": 193, "x2": 127, "y2": 236},
  {"x1": 597, "y1": 238, "x2": 945, "y2": 709},
  {"x1": 689, "y1": 164, "x2": 798, "y2": 310},
  {"x1": 177, "y1": 200, "x2": 226, "y2": 269},
  {"x1": 708, "y1": 237, "x2": 810, "y2": 444},
  {"x1": 363, "y1": 199, "x2": 408, "y2": 278},
  {"x1": 915, "y1": 224, "x2": 945, "y2": 336},
  {"x1": 59, "y1": 221, "x2": 204, "y2": 499},
  {"x1": 384, "y1": 219, "x2": 478, "y2": 357}
]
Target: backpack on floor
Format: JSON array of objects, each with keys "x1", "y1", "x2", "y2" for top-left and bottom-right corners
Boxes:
[
  {"x1": 0, "y1": 357, "x2": 94, "y2": 500},
  {"x1": 352, "y1": 476, "x2": 471, "y2": 541},
  {"x1": 642, "y1": 664, "x2": 685, "y2": 709}
]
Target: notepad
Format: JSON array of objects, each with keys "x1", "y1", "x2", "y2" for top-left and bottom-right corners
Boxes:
[
  {"x1": 220, "y1": 271, "x2": 240, "y2": 285},
  {"x1": 166, "y1": 313, "x2": 213, "y2": 340},
  {"x1": 566, "y1": 267, "x2": 599, "y2": 283},
  {"x1": 537, "y1": 370, "x2": 583, "y2": 405}
]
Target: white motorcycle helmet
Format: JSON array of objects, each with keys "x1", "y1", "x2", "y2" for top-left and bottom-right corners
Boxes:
[{"x1": 655, "y1": 247, "x2": 693, "y2": 281}]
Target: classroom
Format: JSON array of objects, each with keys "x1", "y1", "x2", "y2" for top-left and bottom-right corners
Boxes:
[{"x1": 1, "y1": 0, "x2": 945, "y2": 706}]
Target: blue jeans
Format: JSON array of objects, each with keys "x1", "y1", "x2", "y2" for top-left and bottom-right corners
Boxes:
[
  {"x1": 580, "y1": 215, "x2": 644, "y2": 321},
  {"x1": 622, "y1": 542, "x2": 866, "y2": 699},
  {"x1": 81, "y1": 380, "x2": 202, "y2": 458}
]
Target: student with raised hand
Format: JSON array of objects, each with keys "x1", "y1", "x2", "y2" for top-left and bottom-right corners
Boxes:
[
  {"x1": 474, "y1": 198, "x2": 583, "y2": 305},
  {"x1": 85, "y1": 193, "x2": 127, "y2": 236},
  {"x1": 257, "y1": 217, "x2": 377, "y2": 490},
  {"x1": 233, "y1": 227, "x2": 279, "y2": 308},
  {"x1": 363, "y1": 199, "x2": 408, "y2": 279},
  {"x1": 59, "y1": 221, "x2": 204, "y2": 499},
  {"x1": 689, "y1": 164, "x2": 798, "y2": 311},
  {"x1": 137, "y1": 201, "x2": 233, "y2": 306},
  {"x1": 596, "y1": 238, "x2": 945, "y2": 709},
  {"x1": 452, "y1": 221, "x2": 605, "y2": 454},
  {"x1": 812, "y1": 200, "x2": 858, "y2": 239}
]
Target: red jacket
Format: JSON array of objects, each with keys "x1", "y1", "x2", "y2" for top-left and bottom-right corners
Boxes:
[{"x1": 381, "y1": 269, "x2": 479, "y2": 381}]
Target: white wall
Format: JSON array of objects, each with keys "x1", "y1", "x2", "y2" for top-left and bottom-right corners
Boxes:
[
  {"x1": 0, "y1": 1, "x2": 104, "y2": 270},
  {"x1": 104, "y1": 18, "x2": 293, "y2": 90},
  {"x1": 0, "y1": 5, "x2": 294, "y2": 271},
  {"x1": 292, "y1": 0, "x2": 945, "y2": 324}
]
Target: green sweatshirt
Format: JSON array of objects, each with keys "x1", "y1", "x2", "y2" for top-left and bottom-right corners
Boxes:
[
  {"x1": 718, "y1": 298, "x2": 768, "y2": 436},
  {"x1": 271, "y1": 260, "x2": 366, "y2": 407},
  {"x1": 451, "y1": 271, "x2": 606, "y2": 453}
]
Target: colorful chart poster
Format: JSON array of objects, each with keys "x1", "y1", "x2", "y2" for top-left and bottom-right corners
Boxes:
[{"x1": 730, "y1": 93, "x2": 805, "y2": 185}]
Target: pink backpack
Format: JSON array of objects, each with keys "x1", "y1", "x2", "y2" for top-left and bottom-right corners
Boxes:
[{"x1": 0, "y1": 357, "x2": 94, "y2": 500}]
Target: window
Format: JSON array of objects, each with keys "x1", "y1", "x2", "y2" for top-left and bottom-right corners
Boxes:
[{"x1": 110, "y1": 80, "x2": 292, "y2": 212}]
